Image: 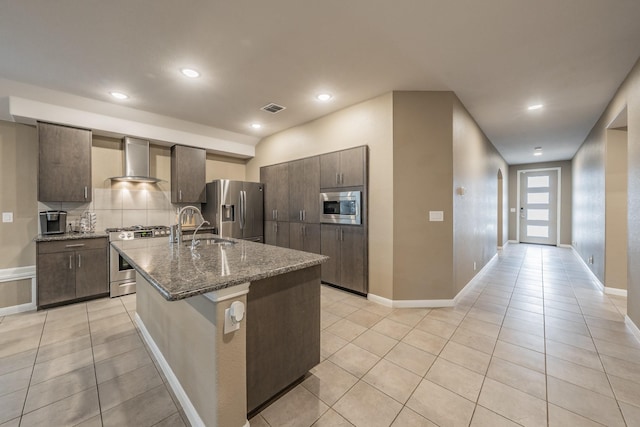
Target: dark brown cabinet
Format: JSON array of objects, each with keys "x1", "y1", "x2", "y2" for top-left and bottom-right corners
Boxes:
[
  {"x1": 38, "y1": 122, "x2": 92, "y2": 202},
  {"x1": 289, "y1": 223, "x2": 321, "y2": 254},
  {"x1": 37, "y1": 238, "x2": 108, "y2": 308},
  {"x1": 288, "y1": 157, "x2": 320, "y2": 223},
  {"x1": 261, "y1": 163, "x2": 289, "y2": 222},
  {"x1": 320, "y1": 146, "x2": 366, "y2": 189},
  {"x1": 320, "y1": 224, "x2": 367, "y2": 294},
  {"x1": 264, "y1": 221, "x2": 290, "y2": 248},
  {"x1": 171, "y1": 145, "x2": 206, "y2": 203}
]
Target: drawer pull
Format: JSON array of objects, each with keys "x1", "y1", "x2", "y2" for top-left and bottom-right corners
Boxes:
[{"x1": 65, "y1": 243, "x2": 85, "y2": 248}]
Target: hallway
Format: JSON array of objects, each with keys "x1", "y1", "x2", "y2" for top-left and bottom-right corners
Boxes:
[{"x1": 253, "y1": 244, "x2": 638, "y2": 426}]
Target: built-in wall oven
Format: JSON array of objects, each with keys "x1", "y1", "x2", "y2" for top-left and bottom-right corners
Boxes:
[
  {"x1": 108, "y1": 226, "x2": 170, "y2": 297},
  {"x1": 320, "y1": 191, "x2": 362, "y2": 225}
]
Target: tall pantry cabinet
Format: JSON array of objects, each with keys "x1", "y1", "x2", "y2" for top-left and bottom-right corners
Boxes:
[{"x1": 261, "y1": 145, "x2": 368, "y2": 295}]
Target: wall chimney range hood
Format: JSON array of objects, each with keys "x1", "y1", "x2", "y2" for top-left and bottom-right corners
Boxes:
[{"x1": 110, "y1": 137, "x2": 161, "y2": 183}]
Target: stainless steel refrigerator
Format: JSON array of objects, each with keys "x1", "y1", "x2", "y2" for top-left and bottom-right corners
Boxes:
[{"x1": 202, "y1": 180, "x2": 264, "y2": 242}]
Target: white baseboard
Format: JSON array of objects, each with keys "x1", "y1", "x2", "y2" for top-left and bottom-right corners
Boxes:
[
  {"x1": 0, "y1": 266, "x2": 37, "y2": 316},
  {"x1": 367, "y1": 253, "x2": 498, "y2": 309},
  {"x1": 604, "y1": 287, "x2": 628, "y2": 297},
  {"x1": 135, "y1": 313, "x2": 206, "y2": 427},
  {"x1": 625, "y1": 315, "x2": 640, "y2": 345},
  {"x1": 558, "y1": 244, "x2": 572, "y2": 248},
  {"x1": 570, "y1": 247, "x2": 605, "y2": 292},
  {"x1": 508, "y1": 240, "x2": 519, "y2": 244}
]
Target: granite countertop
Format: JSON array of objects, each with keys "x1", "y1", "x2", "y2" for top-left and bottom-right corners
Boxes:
[
  {"x1": 111, "y1": 235, "x2": 328, "y2": 301},
  {"x1": 34, "y1": 232, "x2": 109, "y2": 242}
]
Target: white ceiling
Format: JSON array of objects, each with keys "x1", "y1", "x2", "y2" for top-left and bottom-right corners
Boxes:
[{"x1": 1, "y1": 1, "x2": 639, "y2": 164}]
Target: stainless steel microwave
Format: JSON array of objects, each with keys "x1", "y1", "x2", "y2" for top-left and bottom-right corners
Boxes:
[{"x1": 320, "y1": 191, "x2": 362, "y2": 225}]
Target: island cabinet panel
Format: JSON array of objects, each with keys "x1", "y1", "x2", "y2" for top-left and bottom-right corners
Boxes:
[
  {"x1": 171, "y1": 145, "x2": 206, "y2": 203},
  {"x1": 261, "y1": 163, "x2": 289, "y2": 222},
  {"x1": 288, "y1": 157, "x2": 320, "y2": 223},
  {"x1": 289, "y1": 223, "x2": 321, "y2": 254},
  {"x1": 265, "y1": 221, "x2": 289, "y2": 248},
  {"x1": 37, "y1": 238, "x2": 108, "y2": 308},
  {"x1": 246, "y1": 265, "x2": 321, "y2": 414},
  {"x1": 38, "y1": 122, "x2": 92, "y2": 202},
  {"x1": 320, "y1": 224, "x2": 367, "y2": 294},
  {"x1": 320, "y1": 146, "x2": 366, "y2": 189}
]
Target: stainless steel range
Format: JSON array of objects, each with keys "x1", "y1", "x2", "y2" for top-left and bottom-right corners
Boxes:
[{"x1": 107, "y1": 225, "x2": 170, "y2": 297}]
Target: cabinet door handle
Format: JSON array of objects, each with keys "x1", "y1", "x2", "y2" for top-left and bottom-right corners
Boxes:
[
  {"x1": 275, "y1": 209, "x2": 278, "y2": 220},
  {"x1": 65, "y1": 243, "x2": 85, "y2": 248},
  {"x1": 302, "y1": 210, "x2": 306, "y2": 221},
  {"x1": 336, "y1": 173, "x2": 340, "y2": 185},
  {"x1": 84, "y1": 186, "x2": 88, "y2": 200},
  {"x1": 336, "y1": 228, "x2": 339, "y2": 240},
  {"x1": 299, "y1": 210, "x2": 303, "y2": 221},
  {"x1": 69, "y1": 255, "x2": 72, "y2": 270},
  {"x1": 340, "y1": 173, "x2": 344, "y2": 185},
  {"x1": 274, "y1": 223, "x2": 278, "y2": 233},
  {"x1": 179, "y1": 189, "x2": 183, "y2": 201},
  {"x1": 341, "y1": 229, "x2": 344, "y2": 241},
  {"x1": 78, "y1": 254, "x2": 82, "y2": 268}
]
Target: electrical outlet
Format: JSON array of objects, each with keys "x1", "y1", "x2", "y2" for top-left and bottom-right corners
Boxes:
[{"x1": 2, "y1": 212, "x2": 13, "y2": 223}]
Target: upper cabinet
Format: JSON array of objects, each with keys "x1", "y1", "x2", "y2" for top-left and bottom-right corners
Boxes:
[
  {"x1": 261, "y1": 163, "x2": 289, "y2": 222},
  {"x1": 171, "y1": 145, "x2": 206, "y2": 203},
  {"x1": 38, "y1": 122, "x2": 92, "y2": 202},
  {"x1": 320, "y1": 146, "x2": 366, "y2": 189},
  {"x1": 289, "y1": 157, "x2": 320, "y2": 223}
]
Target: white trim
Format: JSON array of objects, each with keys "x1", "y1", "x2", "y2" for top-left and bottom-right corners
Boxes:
[
  {"x1": 203, "y1": 283, "x2": 250, "y2": 303},
  {"x1": 558, "y1": 244, "x2": 572, "y2": 248},
  {"x1": 0, "y1": 265, "x2": 37, "y2": 316},
  {"x1": 516, "y1": 167, "x2": 562, "y2": 246},
  {"x1": 508, "y1": 240, "x2": 519, "y2": 244},
  {"x1": 604, "y1": 287, "x2": 628, "y2": 297},
  {"x1": 135, "y1": 313, "x2": 207, "y2": 427},
  {"x1": 624, "y1": 315, "x2": 640, "y2": 345},
  {"x1": 570, "y1": 246, "x2": 605, "y2": 292},
  {"x1": 367, "y1": 253, "x2": 498, "y2": 309}
]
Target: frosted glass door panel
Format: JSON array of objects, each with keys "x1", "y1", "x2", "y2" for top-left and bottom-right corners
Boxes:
[
  {"x1": 527, "y1": 193, "x2": 549, "y2": 204},
  {"x1": 528, "y1": 209, "x2": 549, "y2": 221},
  {"x1": 527, "y1": 176, "x2": 550, "y2": 188},
  {"x1": 527, "y1": 225, "x2": 549, "y2": 238}
]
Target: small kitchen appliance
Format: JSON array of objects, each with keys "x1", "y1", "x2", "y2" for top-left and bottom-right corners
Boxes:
[
  {"x1": 320, "y1": 191, "x2": 362, "y2": 225},
  {"x1": 39, "y1": 210, "x2": 67, "y2": 234}
]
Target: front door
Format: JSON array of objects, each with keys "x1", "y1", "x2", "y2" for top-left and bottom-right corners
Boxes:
[{"x1": 519, "y1": 170, "x2": 558, "y2": 245}]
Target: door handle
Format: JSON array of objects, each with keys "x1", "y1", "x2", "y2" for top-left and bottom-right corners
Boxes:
[
  {"x1": 69, "y1": 255, "x2": 72, "y2": 270},
  {"x1": 520, "y1": 207, "x2": 525, "y2": 218},
  {"x1": 84, "y1": 186, "x2": 88, "y2": 200},
  {"x1": 179, "y1": 189, "x2": 183, "y2": 201},
  {"x1": 77, "y1": 254, "x2": 82, "y2": 268},
  {"x1": 239, "y1": 191, "x2": 246, "y2": 230}
]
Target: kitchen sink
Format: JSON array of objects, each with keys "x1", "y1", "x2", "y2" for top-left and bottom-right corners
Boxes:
[{"x1": 183, "y1": 237, "x2": 237, "y2": 247}]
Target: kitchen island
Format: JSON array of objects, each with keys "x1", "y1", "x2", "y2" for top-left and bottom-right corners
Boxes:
[{"x1": 111, "y1": 236, "x2": 327, "y2": 427}]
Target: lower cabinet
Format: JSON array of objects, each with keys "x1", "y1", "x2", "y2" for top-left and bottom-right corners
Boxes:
[
  {"x1": 289, "y1": 223, "x2": 321, "y2": 254},
  {"x1": 264, "y1": 221, "x2": 290, "y2": 248},
  {"x1": 320, "y1": 224, "x2": 367, "y2": 294},
  {"x1": 37, "y1": 238, "x2": 109, "y2": 308}
]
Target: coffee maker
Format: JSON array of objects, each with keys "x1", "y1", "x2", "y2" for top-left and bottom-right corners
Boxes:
[{"x1": 39, "y1": 210, "x2": 67, "y2": 234}]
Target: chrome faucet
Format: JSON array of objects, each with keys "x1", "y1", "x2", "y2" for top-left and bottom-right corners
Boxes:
[
  {"x1": 171, "y1": 205, "x2": 206, "y2": 245},
  {"x1": 190, "y1": 219, "x2": 210, "y2": 250}
]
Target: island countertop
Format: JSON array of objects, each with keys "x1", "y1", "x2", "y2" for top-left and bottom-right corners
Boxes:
[{"x1": 111, "y1": 235, "x2": 328, "y2": 301}]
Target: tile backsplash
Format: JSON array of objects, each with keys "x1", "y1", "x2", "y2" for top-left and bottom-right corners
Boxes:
[{"x1": 37, "y1": 188, "x2": 198, "y2": 233}]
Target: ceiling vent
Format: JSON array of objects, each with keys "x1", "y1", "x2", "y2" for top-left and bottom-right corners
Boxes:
[{"x1": 261, "y1": 103, "x2": 286, "y2": 114}]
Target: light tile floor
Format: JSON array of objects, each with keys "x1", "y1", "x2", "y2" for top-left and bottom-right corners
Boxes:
[
  {"x1": 2, "y1": 244, "x2": 639, "y2": 426},
  {"x1": 252, "y1": 244, "x2": 639, "y2": 427},
  {"x1": 0, "y1": 293, "x2": 188, "y2": 427}
]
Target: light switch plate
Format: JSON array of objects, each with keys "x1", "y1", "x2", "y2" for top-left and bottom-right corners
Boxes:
[
  {"x1": 510, "y1": 207, "x2": 516, "y2": 213},
  {"x1": 2, "y1": 212, "x2": 13, "y2": 223},
  {"x1": 429, "y1": 211, "x2": 444, "y2": 222}
]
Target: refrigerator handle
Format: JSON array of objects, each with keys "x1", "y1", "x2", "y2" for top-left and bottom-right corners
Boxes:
[{"x1": 239, "y1": 191, "x2": 246, "y2": 230}]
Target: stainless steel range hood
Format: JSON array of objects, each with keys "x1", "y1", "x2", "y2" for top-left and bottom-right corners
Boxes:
[{"x1": 110, "y1": 137, "x2": 161, "y2": 183}]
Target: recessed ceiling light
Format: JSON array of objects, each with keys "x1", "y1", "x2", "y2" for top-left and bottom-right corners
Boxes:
[
  {"x1": 316, "y1": 93, "x2": 333, "y2": 102},
  {"x1": 534, "y1": 147, "x2": 543, "y2": 156},
  {"x1": 528, "y1": 104, "x2": 543, "y2": 111},
  {"x1": 181, "y1": 68, "x2": 200, "y2": 78},
  {"x1": 251, "y1": 123, "x2": 262, "y2": 129},
  {"x1": 110, "y1": 91, "x2": 129, "y2": 100}
]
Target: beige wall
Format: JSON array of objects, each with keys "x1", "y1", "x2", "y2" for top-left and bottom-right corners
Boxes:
[
  {"x1": 452, "y1": 96, "x2": 509, "y2": 294},
  {"x1": 206, "y1": 154, "x2": 246, "y2": 182},
  {"x1": 392, "y1": 92, "x2": 454, "y2": 300},
  {"x1": 574, "y1": 57, "x2": 640, "y2": 324},
  {"x1": 508, "y1": 161, "x2": 572, "y2": 245},
  {"x1": 605, "y1": 129, "x2": 628, "y2": 290},
  {"x1": 0, "y1": 121, "x2": 38, "y2": 268},
  {"x1": 246, "y1": 93, "x2": 394, "y2": 299}
]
